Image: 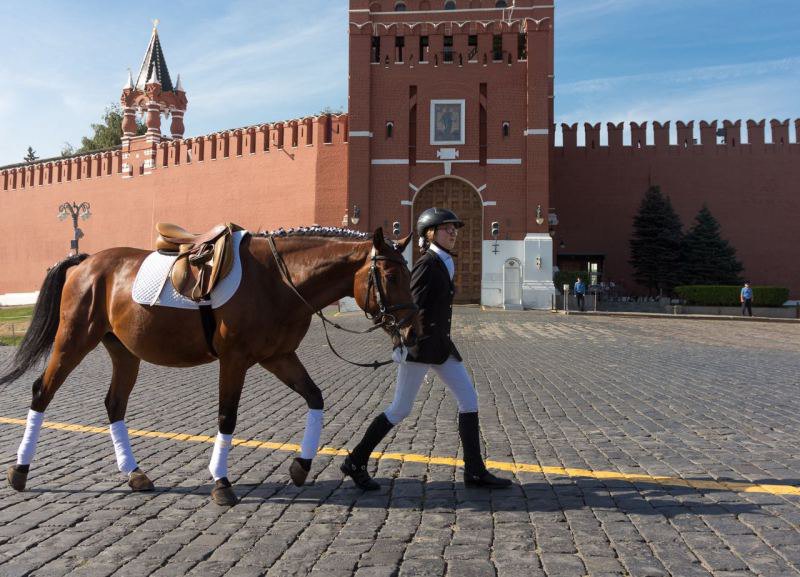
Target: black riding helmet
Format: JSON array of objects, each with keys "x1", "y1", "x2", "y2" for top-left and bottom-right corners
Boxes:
[{"x1": 416, "y1": 207, "x2": 464, "y2": 238}]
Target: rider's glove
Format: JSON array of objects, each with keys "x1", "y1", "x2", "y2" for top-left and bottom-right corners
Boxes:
[{"x1": 391, "y1": 345, "x2": 408, "y2": 364}]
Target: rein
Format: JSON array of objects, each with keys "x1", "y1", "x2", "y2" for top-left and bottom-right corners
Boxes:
[{"x1": 267, "y1": 236, "x2": 416, "y2": 370}]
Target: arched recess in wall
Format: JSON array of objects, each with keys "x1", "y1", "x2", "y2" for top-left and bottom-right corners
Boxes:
[{"x1": 412, "y1": 177, "x2": 483, "y2": 303}]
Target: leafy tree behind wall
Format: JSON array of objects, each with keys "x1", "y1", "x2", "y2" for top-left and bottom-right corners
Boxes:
[
  {"x1": 681, "y1": 204, "x2": 743, "y2": 285},
  {"x1": 629, "y1": 185, "x2": 684, "y2": 294},
  {"x1": 62, "y1": 104, "x2": 147, "y2": 156},
  {"x1": 24, "y1": 146, "x2": 38, "y2": 162}
]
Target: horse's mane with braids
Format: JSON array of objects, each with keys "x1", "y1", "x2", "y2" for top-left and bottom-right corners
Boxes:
[{"x1": 252, "y1": 225, "x2": 372, "y2": 241}]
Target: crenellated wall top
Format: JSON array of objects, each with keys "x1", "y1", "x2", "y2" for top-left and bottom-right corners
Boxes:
[
  {"x1": 556, "y1": 119, "x2": 800, "y2": 149},
  {"x1": 0, "y1": 113, "x2": 350, "y2": 175},
  {"x1": 0, "y1": 112, "x2": 351, "y2": 190}
]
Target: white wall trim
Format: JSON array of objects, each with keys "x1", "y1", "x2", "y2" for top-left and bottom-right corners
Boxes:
[
  {"x1": 482, "y1": 200, "x2": 496, "y2": 206},
  {"x1": 524, "y1": 129, "x2": 549, "y2": 136},
  {"x1": 401, "y1": 200, "x2": 413, "y2": 206},
  {"x1": 371, "y1": 159, "x2": 409, "y2": 165},
  {"x1": 416, "y1": 159, "x2": 479, "y2": 164},
  {"x1": 0, "y1": 291, "x2": 39, "y2": 306},
  {"x1": 349, "y1": 131, "x2": 373, "y2": 138},
  {"x1": 487, "y1": 158, "x2": 522, "y2": 165},
  {"x1": 477, "y1": 184, "x2": 487, "y2": 193}
]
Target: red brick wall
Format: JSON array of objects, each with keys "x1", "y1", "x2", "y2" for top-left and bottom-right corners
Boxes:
[
  {"x1": 0, "y1": 117, "x2": 349, "y2": 294},
  {"x1": 553, "y1": 120, "x2": 800, "y2": 297},
  {"x1": 348, "y1": 0, "x2": 554, "y2": 239}
]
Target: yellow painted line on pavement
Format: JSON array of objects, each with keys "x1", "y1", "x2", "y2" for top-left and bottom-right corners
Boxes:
[{"x1": 1, "y1": 416, "x2": 798, "y2": 496}]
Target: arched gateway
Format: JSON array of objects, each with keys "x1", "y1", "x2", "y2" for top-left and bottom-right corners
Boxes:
[{"x1": 413, "y1": 178, "x2": 482, "y2": 304}]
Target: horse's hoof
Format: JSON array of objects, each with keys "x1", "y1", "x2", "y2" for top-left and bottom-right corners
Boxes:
[
  {"x1": 7, "y1": 465, "x2": 27, "y2": 492},
  {"x1": 211, "y1": 478, "x2": 238, "y2": 506},
  {"x1": 289, "y1": 457, "x2": 311, "y2": 487},
  {"x1": 128, "y1": 468, "x2": 155, "y2": 492}
]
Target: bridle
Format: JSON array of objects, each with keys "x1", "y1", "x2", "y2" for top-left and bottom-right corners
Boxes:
[
  {"x1": 268, "y1": 237, "x2": 418, "y2": 369},
  {"x1": 363, "y1": 246, "x2": 418, "y2": 332}
]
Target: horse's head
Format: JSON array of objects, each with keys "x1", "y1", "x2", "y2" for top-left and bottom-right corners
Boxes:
[{"x1": 354, "y1": 227, "x2": 419, "y2": 348}]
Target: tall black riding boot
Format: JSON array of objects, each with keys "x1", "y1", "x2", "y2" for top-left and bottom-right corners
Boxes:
[
  {"x1": 458, "y1": 412, "x2": 512, "y2": 488},
  {"x1": 341, "y1": 412, "x2": 394, "y2": 490}
]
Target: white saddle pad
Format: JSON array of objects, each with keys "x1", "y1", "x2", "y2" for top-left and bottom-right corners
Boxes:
[{"x1": 132, "y1": 230, "x2": 247, "y2": 310}]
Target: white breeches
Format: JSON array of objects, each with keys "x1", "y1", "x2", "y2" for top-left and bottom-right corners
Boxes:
[{"x1": 384, "y1": 357, "x2": 479, "y2": 425}]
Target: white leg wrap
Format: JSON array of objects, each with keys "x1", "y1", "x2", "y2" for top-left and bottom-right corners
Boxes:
[
  {"x1": 209, "y1": 432, "x2": 233, "y2": 481},
  {"x1": 109, "y1": 420, "x2": 139, "y2": 475},
  {"x1": 16, "y1": 409, "x2": 45, "y2": 466},
  {"x1": 300, "y1": 409, "x2": 324, "y2": 459}
]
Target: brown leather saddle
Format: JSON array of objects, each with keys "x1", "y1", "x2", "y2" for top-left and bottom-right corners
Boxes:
[{"x1": 155, "y1": 222, "x2": 243, "y2": 302}]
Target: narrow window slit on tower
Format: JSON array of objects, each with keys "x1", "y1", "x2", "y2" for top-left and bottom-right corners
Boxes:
[
  {"x1": 468, "y1": 35, "x2": 478, "y2": 61},
  {"x1": 444, "y1": 36, "x2": 454, "y2": 63},
  {"x1": 518, "y1": 33, "x2": 527, "y2": 60},
  {"x1": 419, "y1": 36, "x2": 429, "y2": 62},
  {"x1": 480, "y1": 83, "x2": 488, "y2": 165},
  {"x1": 395, "y1": 36, "x2": 405, "y2": 63},
  {"x1": 409, "y1": 86, "x2": 417, "y2": 165},
  {"x1": 371, "y1": 36, "x2": 381, "y2": 63},
  {"x1": 386, "y1": 122, "x2": 394, "y2": 138},
  {"x1": 493, "y1": 35, "x2": 503, "y2": 61}
]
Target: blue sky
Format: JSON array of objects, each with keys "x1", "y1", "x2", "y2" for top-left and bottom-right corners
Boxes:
[{"x1": 1, "y1": 0, "x2": 797, "y2": 165}]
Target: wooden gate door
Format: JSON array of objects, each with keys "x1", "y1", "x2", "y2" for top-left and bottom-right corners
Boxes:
[{"x1": 413, "y1": 179, "x2": 483, "y2": 304}]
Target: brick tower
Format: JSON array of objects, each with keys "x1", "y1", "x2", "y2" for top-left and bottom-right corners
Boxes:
[
  {"x1": 348, "y1": 0, "x2": 555, "y2": 307},
  {"x1": 120, "y1": 21, "x2": 187, "y2": 176}
]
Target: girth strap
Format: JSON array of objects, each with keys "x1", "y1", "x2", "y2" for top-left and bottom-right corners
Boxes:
[{"x1": 199, "y1": 304, "x2": 218, "y2": 358}]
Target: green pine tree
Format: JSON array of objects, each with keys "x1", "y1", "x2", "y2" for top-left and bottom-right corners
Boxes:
[
  {"x1": 23, "y1": 146, "x2": 38, "y2": 162},
  {"x1": 629, "y1": 185, "x2": 684, "y2": 294},
  {"x1": 681, "y1": 204, "x2": 743, "y2": 285}
]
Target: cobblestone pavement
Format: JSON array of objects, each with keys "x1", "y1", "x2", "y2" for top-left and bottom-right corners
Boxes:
[{"x1": 1, "y1": 309, "x2": 800, "y2": 577}]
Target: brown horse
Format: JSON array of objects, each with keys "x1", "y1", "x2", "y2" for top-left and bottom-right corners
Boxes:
[{"x1": 1, "y1": 226, "x2": 417, "y2": 505}]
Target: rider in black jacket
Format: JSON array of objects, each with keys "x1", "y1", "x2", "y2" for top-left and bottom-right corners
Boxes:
[{"x1": 341, "y1": 207, "x2": 511, "y2": 489}]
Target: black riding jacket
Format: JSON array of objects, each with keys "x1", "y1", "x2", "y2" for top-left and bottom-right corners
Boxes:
[{"x1": 406, "y1": 250, "x2": 462, "y2": 365}]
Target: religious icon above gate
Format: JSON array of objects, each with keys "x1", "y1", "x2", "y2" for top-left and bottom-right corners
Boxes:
[{"x1": 430, "y1": 100, "x2": 465, "y2": 145}]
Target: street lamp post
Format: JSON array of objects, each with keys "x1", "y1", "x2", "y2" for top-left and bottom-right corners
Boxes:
[{"x1": 57, "y1": 202, "x2": 91, "y2": 254}]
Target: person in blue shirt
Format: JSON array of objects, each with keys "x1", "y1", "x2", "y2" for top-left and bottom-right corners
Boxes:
[
  {"x1": 574, "y1": 277, "x2": 586, "y2": 312},
  {"x1": 741, "y1": 282, "x2": 753, "y2": 316}
]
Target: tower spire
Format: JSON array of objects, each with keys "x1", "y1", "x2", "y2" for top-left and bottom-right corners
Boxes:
[{"x1": 134, "y1": 21, "x2": 173, "y2": 91}]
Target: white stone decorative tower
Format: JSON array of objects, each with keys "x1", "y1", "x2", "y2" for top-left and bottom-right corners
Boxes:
[{"x1": 120, "y1": 20, "x2": 187, "y2": 145}]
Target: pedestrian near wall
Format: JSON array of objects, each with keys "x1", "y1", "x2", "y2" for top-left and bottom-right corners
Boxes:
[
  {"x1": 574, "y1": 276, "x2": 586, "y2": 312},
  {"x1": 741, "y1": 281, "x2": 753, "y2": 317},
  {"x1": 341, "y1": 207, "x2": 512, "y2": 490}
]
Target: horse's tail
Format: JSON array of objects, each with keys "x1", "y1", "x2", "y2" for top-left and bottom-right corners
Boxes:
[{"x1": 0, "y1": 254, "x2": 90, "y2": 385}]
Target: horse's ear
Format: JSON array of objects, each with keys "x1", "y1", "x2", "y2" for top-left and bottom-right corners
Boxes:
[
  {"x1": 396, "y1": 232, "x2": 413, "y2": 252},
  {"x1": 373, "y1": 227, "x2": 384, "y2": 249}
]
